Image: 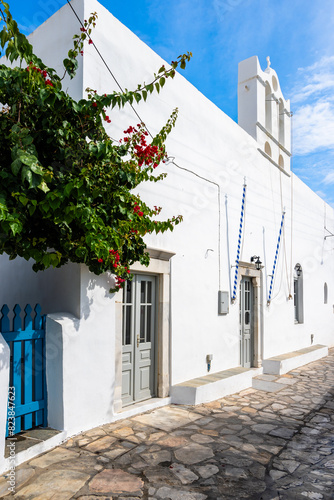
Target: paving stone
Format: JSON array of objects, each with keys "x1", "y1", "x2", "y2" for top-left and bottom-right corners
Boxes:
[
  {"x1": 28, "y1": 447, "x2": 79, "y2": 468},
  {"x1": 84, "y1": 435, "x2": 117, "y2": 452},
  {"x1": 77, "y1": 437, "x2": 92, "y2": 447},
  {"x1": 140, "y1": 449, "x2": 172, "y2": 465},
  {"x1": 112, "y1": 426, "x2": 135, "y2": 438},
  {"x1": 251, "y1": 423, "x2": 277, "y2": 434},
  {"x1": 84, "y1": 428, "x2": 107, "y2": 438},
  {"x1": 174, "y1": 443, "x2": 214, "y2": 464},
  {"x1": 78, "y1": 496, "x2": 112, "y2": 500},
  {"x1": 133, "y1": 406, "x2": 201, "y2": 432},
  {"x1": 14, "y1": 469, "x2": 90, "y2": 499},
  {"x1": 0, "y1": 467, "x2": 35, "y2": 497},
  {"x1": 169, "y1": 463, "x2": 199, "y2": 484},
  {"x1": 103, "y1": 447, "x2": 128, "y2": 460},
  {"x1": 155, "y1": 486, "x2": 207, "y2": 499},
  {"x1": 269, "y1": 427, "x2": 297, "y2": 439},
  {"x1": 89, "y1": 469, "x2": 143, "y2": 495},
  {"x1": 157, "y1": 435, "x2": 189, "y2": 448},
  {"x1": 269, "y1": 469, "x2": 288, "y2": 480},
  {"x1": 190, "y1": 433, "x2": 214, "y2": 444},
  {"x1": 196, "y1": 464, "x2": 219, "y2": 479}
]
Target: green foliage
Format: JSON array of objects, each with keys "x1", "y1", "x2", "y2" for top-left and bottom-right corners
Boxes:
[{"x1": 0, "y1": 1, "x2": 191, "y2": 292}]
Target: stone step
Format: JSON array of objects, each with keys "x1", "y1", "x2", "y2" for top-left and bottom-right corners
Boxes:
[
  {"x1": 251, "y1": 373, "x2": 297, "y2": 392},
  {"x1": 171, "y1": 366, "x2": 262, "y2": 405},
  {"x1": 262, "y1": 344, "x2": 328, "y2": 376}
]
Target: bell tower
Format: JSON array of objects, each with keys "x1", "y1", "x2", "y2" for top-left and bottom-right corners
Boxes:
[{"x1": 238, "y1": 56, "x2": 291, "y2": 173}]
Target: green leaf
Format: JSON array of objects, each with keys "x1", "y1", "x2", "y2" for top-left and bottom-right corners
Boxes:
[
  {"x1": 11, "y1": 158, "x2": 21, "y2": 175},
  {"x1": 134, "y1": 92, "x2": 141, "y2": 103}
]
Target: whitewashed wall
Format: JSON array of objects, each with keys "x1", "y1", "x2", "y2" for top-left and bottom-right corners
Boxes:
[{"x1": 46, "y1": 265, "x2": 116, "y2": 436}]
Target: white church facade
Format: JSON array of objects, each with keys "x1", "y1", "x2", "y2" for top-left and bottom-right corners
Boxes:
[{"x1": 0, "y1": 0, "x2": 333, "y2": 472}]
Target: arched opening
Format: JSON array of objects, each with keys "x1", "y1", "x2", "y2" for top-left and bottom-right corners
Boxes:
[
  {"x1": 324, "y1": 282, "x2": 328, "y2": 304},
  {"x1": 278, "y1": 154, "x2": 284, "y2": 169},
  {"x1": 272, "y1": 75, "x2": 278, "y2": 92},
  {"x1": 279, "y1": 99, "x2": 284, "y2": 146},
  {"x1": 264, "y1": 141, "x2": 272, "y2": 157},
  {"x1": 265, "y1": 82, "x2": 272, "y2": 134},
  {"x1": 294, "y1": 264, "x2": 304, "y2": 324}
]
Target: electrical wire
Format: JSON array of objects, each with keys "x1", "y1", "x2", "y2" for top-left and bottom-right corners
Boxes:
[
  {"x1": 66, "y1": 0, "x2": 224, "y2": 289},
  {"x1": 171, "y1": 160, "x2": 222, "y2": 290},
  {"x1": 279, "y1": 170, "x2": 290, "y2": 296},
  {"x1": 66, "y1": 0, "x2": 154, "y2": 139},
  {"x1": 289, "y1": 112, "x2": 294, "y2": 298}
]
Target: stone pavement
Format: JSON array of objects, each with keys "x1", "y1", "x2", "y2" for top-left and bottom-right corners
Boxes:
[{"x1": 1, "y1": 349, "x2": 334, "y2": 500}]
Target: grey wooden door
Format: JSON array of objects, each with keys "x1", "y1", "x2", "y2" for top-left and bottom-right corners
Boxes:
[
  {"x1": 239, "y1": 276, "x2": 253, "y2": 368},
  {"x1": 121, "y1": 275, "x2": 156, "y2": 405}
]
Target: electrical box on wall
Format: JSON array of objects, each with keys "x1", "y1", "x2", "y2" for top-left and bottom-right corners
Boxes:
[{"x1": 218, "y1": 291, "x2": 229, "y2": 314}]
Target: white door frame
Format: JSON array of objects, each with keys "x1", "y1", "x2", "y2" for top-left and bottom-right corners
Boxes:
[
  {"x1": 114, "y1": 248, "x2": 174, "y2": 412},
  {"x1": 238, "y1": 262, "x2": 263, "y2": 368}
]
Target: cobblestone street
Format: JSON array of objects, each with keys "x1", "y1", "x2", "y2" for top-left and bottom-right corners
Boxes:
[{"x1": 1, "y1": 349, "x2": 333, "y2": 499}]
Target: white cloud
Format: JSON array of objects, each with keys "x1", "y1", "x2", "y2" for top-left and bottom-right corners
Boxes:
[
  {"x1": 292, "y1": 56, "x2": 334, "y2": 156},
  {"x1": 323, "y1": 171, "x2": 334, "y2": 185},
  {"x1": 292, "y1": 56, "x2": 334, "y2": 103},
  {"x1": 293, "y1": 101, "x2": 334, "y2": 154}
]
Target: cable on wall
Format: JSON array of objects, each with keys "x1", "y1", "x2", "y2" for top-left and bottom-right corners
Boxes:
[
  {"x1": 171, "y1": 160, "x2": 222, "y2": 291},
  {"x1": 225, "y1": 195, "x2": 232, "y2": 298}
]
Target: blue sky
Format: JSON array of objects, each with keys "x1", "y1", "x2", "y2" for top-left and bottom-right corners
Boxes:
[{"x1": 6, "y1": 0, "x2": 334, "y2": 206}]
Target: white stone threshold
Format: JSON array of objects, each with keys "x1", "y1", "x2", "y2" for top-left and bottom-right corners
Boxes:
[
  {"x1": 262, "y1": 344, "x2": 328, "y2": 376},
  {"x1": 0, "y1": 431, "x2": 67, "y2": 475},
  {"x1": 171, "y1": 366, "x2": 263, "y2": 405}
]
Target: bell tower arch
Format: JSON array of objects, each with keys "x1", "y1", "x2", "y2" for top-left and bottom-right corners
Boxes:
[{"x1": 238, "y1": 55, "x2": 291, "y2": 173}]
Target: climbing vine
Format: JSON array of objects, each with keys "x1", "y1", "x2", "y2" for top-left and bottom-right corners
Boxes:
[{"x1": 0, "y1": 1, "x2": 191, "y2": 292}]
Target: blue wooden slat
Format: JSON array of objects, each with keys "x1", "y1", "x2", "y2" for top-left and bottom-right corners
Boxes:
[
  {"x1": 12, "y1": 340, "x2": 22, "y2": 434},
  {"x1": 34, "y1": 304, "x2": 43, "y2": 330},
  {"x1": 42, "y1": 335, "x2": 47, "y2": 428},
  {"x1": 23, "y1": 340, "x2": 33, "y2": 430},
  {"x1": 10, "y1": 399, "x2": 46, "y2": 418},
  {"x1": 0, "y1": 304, "x2": 10, "y2": 332},
  {"x1": 13, "y1": 304, "x2": 22, "y2": 332},
  {"x1": 2, "y1": 330, "x2": 45, "y2": 342},
  {"x1": 24, "y1": 304, "x2": 33, "y2": 331},
  {"x1": 34, "y1": 338, "x2": 44, "y2": 427}
]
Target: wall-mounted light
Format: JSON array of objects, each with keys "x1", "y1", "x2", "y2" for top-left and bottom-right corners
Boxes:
[
  {"x1": 206, "y1": 354, "x2": 213, "y2": 372},
  {"x1": 251, "y1": 255, "x2": 262, "y2": 270},
  {"x1": 295, "y1": 264, "x2": 302, "y2": 277}
]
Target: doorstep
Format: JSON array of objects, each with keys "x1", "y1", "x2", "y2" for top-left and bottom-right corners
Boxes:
[
  {"x1": 171, "y1": 366, "x2": 263, "y2": 405},
  {"x1": 262, "y1": 344, "x2": 328, "y2": 376},
  {"x1": 0, "y1": 428, "x2": 67, "y2": 475}
]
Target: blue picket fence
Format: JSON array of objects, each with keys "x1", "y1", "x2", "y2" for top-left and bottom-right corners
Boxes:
[{"x1": 0, "y1": 304, "x2": 47, "y2": 437}]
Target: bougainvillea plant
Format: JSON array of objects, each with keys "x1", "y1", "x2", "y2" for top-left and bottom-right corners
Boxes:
[{"x1": 0, "y1": 1, "x2": 192, "y2": 292}]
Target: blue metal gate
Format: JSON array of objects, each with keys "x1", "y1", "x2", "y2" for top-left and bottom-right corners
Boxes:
[{"x1": 0, "y1": 304, "x2": 47, "y2": 437}]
